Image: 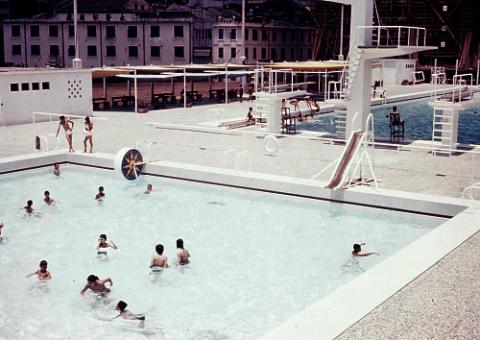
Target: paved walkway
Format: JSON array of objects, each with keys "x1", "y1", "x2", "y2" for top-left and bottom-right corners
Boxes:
[{"x1": 1, "y1": 87, "x2": 480, "y2": 339}]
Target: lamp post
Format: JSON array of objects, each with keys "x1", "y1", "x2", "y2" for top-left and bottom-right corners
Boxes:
[{"x1": 72, "y1": 0, "x2": 82, "y2": 68}]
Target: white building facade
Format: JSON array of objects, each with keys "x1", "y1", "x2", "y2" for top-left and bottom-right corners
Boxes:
[
  {"x1": 3, "y1": 12, "x2": 192, "y2": 68},
  {"x1": 212, "y1": 19, "x2": 315, "y2": 64}
]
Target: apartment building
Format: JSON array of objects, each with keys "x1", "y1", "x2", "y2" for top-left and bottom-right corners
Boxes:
[
  {"x1": 212, "y1": 18, "x2": 315, "y2": 64},
  {"x1": 3, "y1": 11, "x2": 192, "y2": 68}
]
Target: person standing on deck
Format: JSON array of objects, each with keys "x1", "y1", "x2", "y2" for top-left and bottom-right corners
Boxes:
[
  {"x1": 83, "y1": 116, "x2": 93, "y2": 153},
  {"x1": 56, "y1": 115, "x2": 75, "y2": 152}
]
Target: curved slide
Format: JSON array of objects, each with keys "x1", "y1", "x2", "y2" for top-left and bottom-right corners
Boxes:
[{"x1": 325, "y1": 131, "x2": 365, "y2": 190}]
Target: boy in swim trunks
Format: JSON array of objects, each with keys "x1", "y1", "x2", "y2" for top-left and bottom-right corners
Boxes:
[
  {"x1": 95, "y1": 186, "x2": 105, "y2": 200},
  {"x1": 97, "y1": 300, "x2": 145, "y2": 328},
  {"x1": 97, "y1": 234, "x2": 117, "y2": 255},
  {"x1": 55, "y1": 115, "x2": 75, "y2": 152},
  {"x1": 176, "y1": 238, "x2": 190, "y2": 265},
  {"x1": 26, "y1": 260, "x2": 52, "y2": 280},
  {"x1": 53, "y1": 163, "x2": 60, "y2": 176},
  {"x1": 144, "y1": 184, "x2": 153, "y2": 194},
  {"x1": 80, "y1": 275, "x2": 112, "y2": 295},
  {"x1": 352, "y1": 243, "x2": 379, "y2": 257},
  {"x1": 150, "y1": 244, "x2": 168, "y2": 271},
  {"x1": 43, "y1": 190, "x2": 54, "y2": 205}
]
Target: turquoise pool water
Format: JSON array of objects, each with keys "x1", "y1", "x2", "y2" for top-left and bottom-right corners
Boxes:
[
  {"x1": 0, "y1": 165, "x2": 445, "y2": 339},
  {"x1": 298, "y1": 99, "x2": 480, "y2": 144}
]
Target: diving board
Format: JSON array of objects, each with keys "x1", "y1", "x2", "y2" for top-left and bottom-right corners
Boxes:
[{"x1": 325, "y1": 131, "x2": 365, "y2": 190}]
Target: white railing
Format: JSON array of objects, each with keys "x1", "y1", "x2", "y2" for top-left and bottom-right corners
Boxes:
[
  {"x1": 357, "y1": 25, "x2": 427, "y2": 48},
  {"x1": 33, "y1": 111, "x2": 108, "y2": 123},
  {"x1": 434, "y1": 73, "x2": 474, "y2": 104},
  {"x1": 412, "y1": 71, "x2": 425, "y2": 84}
]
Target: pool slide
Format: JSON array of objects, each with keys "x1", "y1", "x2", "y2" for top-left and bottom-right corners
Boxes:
[{"x1": 325, "y1": 131, "x2": 365, "y2": 190}]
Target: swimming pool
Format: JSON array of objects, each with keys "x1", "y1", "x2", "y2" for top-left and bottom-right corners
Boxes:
[
  {"x1": 0, "y1": 165, "x2": 445, "y2": 339},
  {"x1": 298, "y1": 99, "x2": 480, "y2": 144}
]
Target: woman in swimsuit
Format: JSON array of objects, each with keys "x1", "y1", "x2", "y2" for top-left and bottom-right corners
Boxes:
[
  {"x1": 56, "y1": 115, "x2": 75, "y2": 152},
  {"x1": 26, "y1": 260, "x2": 52, "y2": 280},
  {"x1": 83, "y1": 116, "x2": 93, "y2": 153}
]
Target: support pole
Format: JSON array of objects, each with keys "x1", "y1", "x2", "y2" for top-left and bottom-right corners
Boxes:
[
  {"x1": 102, "y1": 77, "x2": 107, "y2": 98},
  {"x1": 183, "y1": 68, "x2": 187, "y2": 108},
  {"x1": 339, "y1": 4, "x2": 344, "y2": 61},
  {"x1": 476, "y1": 59, "x2": 479, "y2": 85},
  {"x1": 225, "y1": 65, "x2": 228, "y2": 104},
  {"x1": 134, "y1": 69, "x2": 138, "y2": 113}
]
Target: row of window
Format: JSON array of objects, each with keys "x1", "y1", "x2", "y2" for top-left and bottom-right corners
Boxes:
[
  {"x1": 10, "y1": 24, "x2": 184, "y2": 39},
  {"x1": 218, "y1": 28, "x2": 309, "y2": 43},
  {"x1": 10, "y1": 82, "x2": 50, "y2": 92},
  {"x1": 11, "y1": 44, "x2": 185, "y2": 58},
  {"x1": 217, "y1": 47, "x2": 311, "y2": 60}
]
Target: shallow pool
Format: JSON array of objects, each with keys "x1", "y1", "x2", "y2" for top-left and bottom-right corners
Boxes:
[
  {"x1": 0, "y1": 165, "x2": 445, "y2": 339},
  {"x1": 298, "y1": 99, "x2": 480, "y2": 144}
]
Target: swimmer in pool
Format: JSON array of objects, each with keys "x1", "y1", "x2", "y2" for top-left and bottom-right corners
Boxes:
[
  {"x1": 144, "y1": 184, "x2": 153, "y2": 195},
  {"x1": 96, "y1": 300, "x2": 145, "y2": 327},
  {"x1": 80, "y1": 275, "x2": 112, "y2": 295},
  {"x1": 53, "y1": 163, "x2": 60, "y2": 176},
  {"x1": 24, "y1": 200, "x2": 34, "y2": 213},
  {"x1": 0, "y1": 222, "x2": 4, "y2": 239},
  {"x1": 43, "y1": 190, "x2": 54, "y2": 205},
  {"x1": 26, "y1": 260, "x2": 52, "y2": 280},
  {"x1": 176, "y1": 238, "x2": 190, "y2": 265},
  {"x1": 55, "y1": 115, "x2": 75, "y2": 152},
  {"x1": 95, "y1": 186, "x2": 105, "y2": 201},
  {"x1": 150, "y1": 244, "x2": 168, "y2": 271},
  {"x1": 97, "y1": 234, "x2": 117, "y2": 255},
  {"x1": 352, "y1": 243, "x2": 379, "y2": 257}
]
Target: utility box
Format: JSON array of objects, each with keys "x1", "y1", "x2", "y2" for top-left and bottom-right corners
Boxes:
[{"x1": 375, "y1": 59, "x2": 416, "y2": 85}]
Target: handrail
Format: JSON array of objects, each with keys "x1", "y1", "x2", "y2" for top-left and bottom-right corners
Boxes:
[{"x1": 356, "y1": 25, "x2": 427, "y2": 47}]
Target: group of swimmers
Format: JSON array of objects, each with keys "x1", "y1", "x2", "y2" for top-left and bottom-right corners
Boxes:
[{"x1": 55, "y1": 115, "x2": 93, "y2": 153}]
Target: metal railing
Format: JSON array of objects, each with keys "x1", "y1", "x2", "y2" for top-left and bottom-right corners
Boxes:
[{"x1": 357, "y1": 25, "x2": 427, "y2": 47}]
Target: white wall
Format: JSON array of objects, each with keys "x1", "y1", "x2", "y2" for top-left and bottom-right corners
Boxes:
[
  {"x1": 0, "y1": 69, "x2": 92, "y2": 126},
  {"x1": 381, "y1": 59, "x2": 416, "y2": 85}
]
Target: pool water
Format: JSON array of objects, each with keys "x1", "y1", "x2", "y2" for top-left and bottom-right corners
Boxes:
[
  {"x1": 0, "y1": 166, "x2": 445, "y2": 339},
  {"x1": 298, "y1": 99, "x2": 480, "y2": 144}
]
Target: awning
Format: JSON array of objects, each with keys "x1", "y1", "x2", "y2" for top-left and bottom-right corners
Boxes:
[{"x1": 91, "y1": 67, "x2": 130, "y2": 79}]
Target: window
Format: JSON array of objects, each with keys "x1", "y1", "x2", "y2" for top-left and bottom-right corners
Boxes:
[
  {"x1": 42, "y1": 82, "x2": 50, "y2": 90},
  {"x1": 12, "y1": 45, "x2": 21, "y2": 55},
  {"x1": 150, "y1": 25, "x2": 160, "y2": 38},
  {"x1": 49, "y1": 45, "x2": 59, "y2": 56},
  {"x1": 127, "y1": 26, "x2": 137, "y2": 38},
  {"x1": 49, "y1": 25, "x2": 58, "y2": 37},
  {"x1": 253, "y1": 47, "x2": 257, "y2": 59},
  {"x1": 299, "y1": 33, "x2": 304, "y2": 42},
  {"x1": 291, "y1": 48, "x2": 295, "y2": 59},
  {"x1": 298, "y1": 48, "x2": 303, "y2": 59},
  {"x1": 128, "y1": 46, "x2": 138, "y2": 58},
  {"x1": 245, "y1": 29, "x2": 249, "y2": 41},
  {"x1": 261, "y1": 47, "x2": 266, "y2": 60},
  {"x1": 174, "y1": 26, "x2": 184, "y2": 38},
  {"x1": 272, "y1": 31, "x2": 276, "y2": 41},
  {"x1": 10, "y1": 84, "x2": 19, "y2": 91},
  {"x1": 106, "y1": 26, "x2": 115, "y2": 38},
  {"x1": 282, "y1": 31, "x2": 286, "y2": 42},
  {"x1": 271, "y1": 48, "x2": 276, "y2": 60},
  {"x1": 174, "y1": 46, "x2": 184, "y2": 58},
  {"x1": 30, "y1": 25, "x2": 39, "y2": 37},
  {"x1": 151, "y1": 46, "x2": 160, "y2": 57},
  {"x1": 207, "y1": 29, "x2": 212, "y2": 39},
  {"x1": 230, "y1": 29, "x2": 236, "y2": 40},
  {"x1": 218, "y1": 47, "x2": 224, "y2": 59},
  {"x1": 68, "y1": 25, "x2": 74, "y2": 37},
  {"x1": 280, "y1": 48, "x2": 285, "y2": 60},
  {"x1": 21, "y1": 83, "x2": 29, "y2": 91},
  {"x1": 32, "y1": 82, "x2": 40, "y2": 90},
  {"x1": 87, "y1": 25, "x2": 96, "y2": 37},
  {"x1": 218, "y1": 29, "x2": 224, "y2": 39},
  {"x1": 261, "y1": 30, "x2": 268, "y2": 41},
  {"x1": 68, "y1": 45, "x2": 75, "y2": 57},
  {"x1": 231, "y1": 47, "x2": 236, "y2": 58},
  {"x1": 31, "y1": 45, "x2": 40, "y2": 56},
  {"x1": 244, "y1": 48, "x2": 248, "y2": 59},
  {"x1": 87, "y1": 45, "x2": 97, "y2": 57},
  {"x1": 106, "y1": 46, "x2": 116, "y2": 57},
  {"x1": 252, "y1": 29, "x2": 258, "y2": 41},
  {"x1": 11, "y1": 25, "x2": 21, "y2": 37}
]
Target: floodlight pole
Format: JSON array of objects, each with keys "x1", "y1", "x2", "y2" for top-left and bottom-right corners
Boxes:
[{"x1": 72, "y1": 0, "x2": 82, "y2": 68}]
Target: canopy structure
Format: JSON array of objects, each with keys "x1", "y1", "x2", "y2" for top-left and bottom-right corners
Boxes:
[
  {"x1": 91, "y1": 66, "x2": 130, "y2": 79},
  {"x1": 262, "y1": 61, "x2": 347, "y2": 72}
]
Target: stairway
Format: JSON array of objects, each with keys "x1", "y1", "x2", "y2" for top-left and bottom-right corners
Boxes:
[
  {"x1": 335, "y1": 109, "x2": 347, "y2": 139},
  {"x1": 431, "y1": 107, "x2": 454, "y2": 155},
  {"x1": 344, "y1": 49, "x2": 364, "y2": 100}
]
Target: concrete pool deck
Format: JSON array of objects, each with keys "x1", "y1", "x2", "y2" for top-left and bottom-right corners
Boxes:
[{"x1": 1, "y1": 84, "x2": 480, "y2": 339}]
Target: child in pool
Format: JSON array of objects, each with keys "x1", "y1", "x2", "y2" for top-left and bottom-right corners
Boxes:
[
  {"x1": 24, "y1": 200, "x2": 34, "y2": 213},
  {"x1": 95, "y1": 186, "x2": 105, "y2": 201},
  {"x1": 80, "y1": 275, "x2": 112, "y2": 295},
  {"x1": 26, "y1": 260, "x2": 52, "y2": 280},
  {"x1": 176, "y1": 238, "x2": 190, "y2": 265},
  {"x1": 150, "y1": 244, "x2": 168, "y2": 271},
  {"x1": 53, "y1": 163, "x2": 60, "y2": 176},
  {"x1": 97, "y1": 234, "x2": 117, "y2": 255},
  {"x1": 352, "y1": 243, "x2": 379, "y2": 257},
  {"x1": 44, "y1": 190, "x2": 54, "y2": 205},
  {"x1": 144, "y1": 184, "x2": 153, "y2": 195},
  {"x1": 0, "y1": 222, "x2": 4, "y2": 239},
  {"x1": 97, "y1": 300, "x2": 145, "y2": 328}
]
